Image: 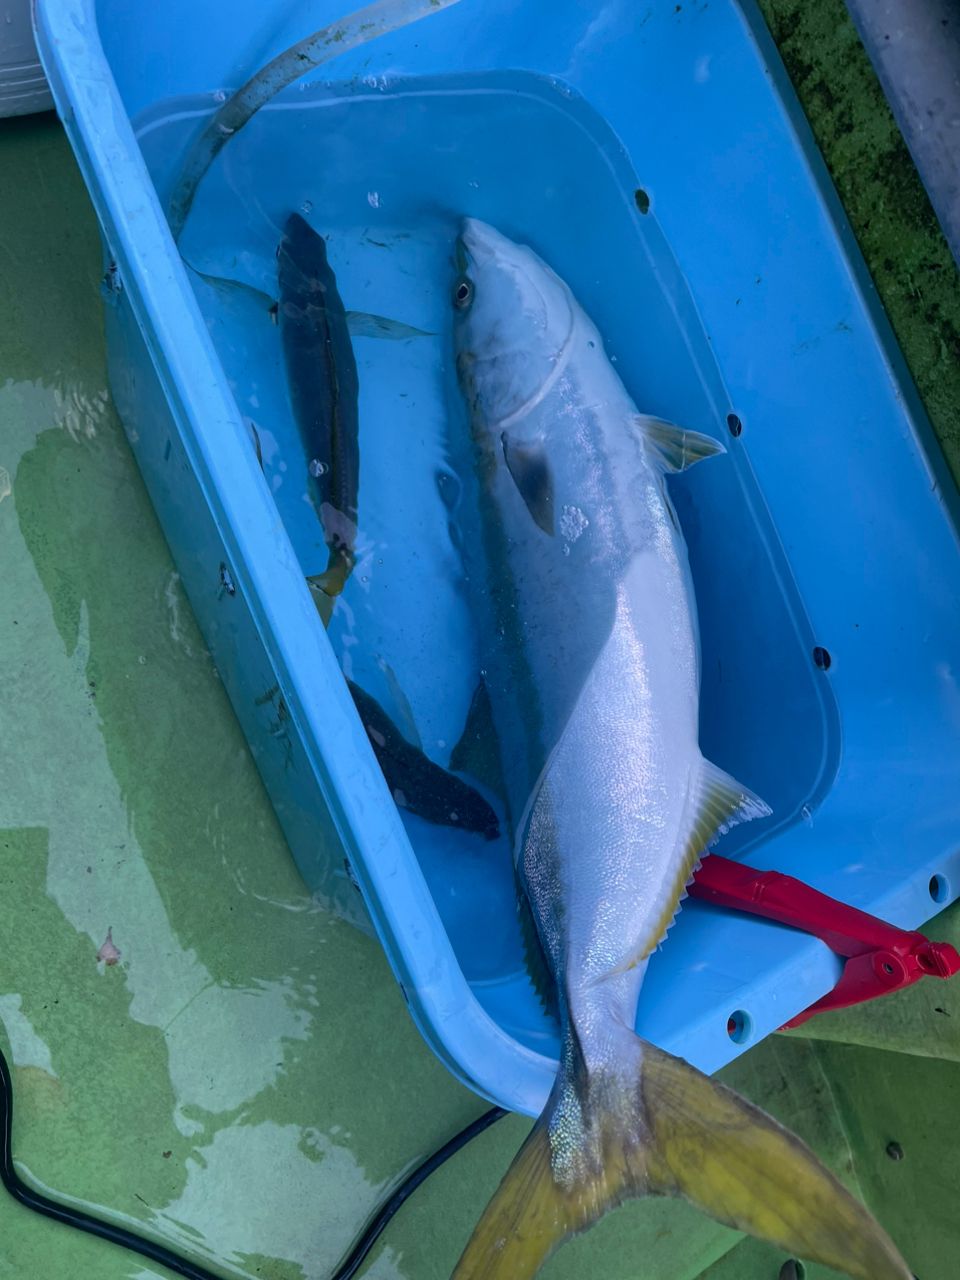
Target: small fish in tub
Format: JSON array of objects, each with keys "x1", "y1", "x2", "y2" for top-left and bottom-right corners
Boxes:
[
  {"x1": 449, "y1": 219, "x2": 910, "y2": 1280},
  {"x1": 271, "y1": 211, "x2": 500, "y2": 843}
]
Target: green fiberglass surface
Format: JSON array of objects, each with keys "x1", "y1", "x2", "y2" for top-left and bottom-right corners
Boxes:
[{"x1": 2, "y1": 0, "x2": 960, "y2": 1274}]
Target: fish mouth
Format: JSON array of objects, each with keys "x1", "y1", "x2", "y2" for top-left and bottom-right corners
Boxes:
[
  {"x1": 458, "y1": 216, "x2": 505, "y2": 268},
  {"x1": 454, "y1": 232, "x2": 469, "y2": 275}
]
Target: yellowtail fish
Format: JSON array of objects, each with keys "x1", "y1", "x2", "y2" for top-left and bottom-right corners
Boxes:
[{"x1": 449, "y1": 218, "x2": 911, "y2": 1280}]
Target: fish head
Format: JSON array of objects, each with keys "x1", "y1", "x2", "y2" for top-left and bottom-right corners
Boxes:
[
  {"x1": 453, "y1": 219, "x2": 574, "y2": 427},
  {"x1": 277, "y1": 211, "x2": 332, "y2": 296}
]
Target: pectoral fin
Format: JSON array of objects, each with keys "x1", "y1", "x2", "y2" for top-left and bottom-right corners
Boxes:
[
  {"x1": 346, "y1": 311, "x2": 434, "y2": 339},
  {"x1": 182, "y1": 258, "x2": 278, "y2": 313},
  {"x1": 182, "y1": 260, "x2": 429, "y2": 340},
  {"x1": 377, "y1": 658, "x2": 423, "y2": 751},
  {"x1": 637, "y1": 416, "x2": 726, "y2": 472},
  {"x1": 501, "y1": 433, "x2": 555, "y2": 535}
]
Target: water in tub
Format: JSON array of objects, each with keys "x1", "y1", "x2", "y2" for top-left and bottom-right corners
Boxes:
[{"x1": 133, "y1": 70, "x2": 831, "y2": 1057}]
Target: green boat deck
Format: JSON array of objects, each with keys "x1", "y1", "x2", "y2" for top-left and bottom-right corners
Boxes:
[{"x1": 2, "y1": 1, "x2": 959, "y2": 1276}]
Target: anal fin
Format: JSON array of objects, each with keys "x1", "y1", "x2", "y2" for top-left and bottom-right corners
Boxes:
[
  {"x1": 516, "y1": 873, "x2": 559, "y2": 1022},
  {"x1": 651, "y1": 757, "x2": 771, "y2": 954},
  {"x1": 626, "y1": 759, "x2": 772, "y2": 970},
  {"x1": 692, "y1": 758, "x2": 772, "y2": 845}
]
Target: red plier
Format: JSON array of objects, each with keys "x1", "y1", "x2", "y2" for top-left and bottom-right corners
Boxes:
[{"x1": 690, "y1": 854, "x2": 960, "y2": 1029}]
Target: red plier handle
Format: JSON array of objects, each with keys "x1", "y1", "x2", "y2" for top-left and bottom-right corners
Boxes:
[{"x1": 689, "y1": 854, "x2": 960, "y2": 1029}]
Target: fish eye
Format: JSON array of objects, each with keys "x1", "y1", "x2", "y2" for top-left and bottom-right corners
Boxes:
[{"x1": 453, "y1": 276, "x2": 474, "y2": 310}]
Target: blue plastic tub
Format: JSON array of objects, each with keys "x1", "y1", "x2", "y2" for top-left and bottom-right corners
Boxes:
[{"x1": 34, "y1": 0, "x2": 960, "y2": 1116}]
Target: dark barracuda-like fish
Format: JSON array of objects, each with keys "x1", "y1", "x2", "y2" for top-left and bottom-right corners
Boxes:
[
  {"x1": 274, "y1": 211, "x2": 498, "y2": 843},
  {"x1": 348, "y1": 679, "x2": 498, "y2": 840},
  {"x1": 449, "y1": 219, "x2": 911, "y2": 1280},
  {"x1": 278, "y1": 211, "x2": 361, "y2": 612}
]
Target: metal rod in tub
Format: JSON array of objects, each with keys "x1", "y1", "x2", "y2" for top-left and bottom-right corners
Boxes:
[{"x1": 167, "y1": 0, "x2": 464, "y2": 240}]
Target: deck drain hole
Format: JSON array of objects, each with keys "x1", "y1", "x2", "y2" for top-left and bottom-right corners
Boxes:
[
  {"x1": 813, "y1": 645, "x2": 831, "y2": 670},
  {"x1": 634, "y1": 187, "x2": 650, "y2": 214},
  {"x1": 726, "y1": 412, "x2": 742, "y2": 436},
  {"x1": 779, "y1": 1262, "x2": 806, "y2": 1280},
  {"x1": 929, "y1": 874, "x2": 950, "y2": 903},
  {"x1": 727, "y1": 1009, "x2": 753, "y2": 1044}
]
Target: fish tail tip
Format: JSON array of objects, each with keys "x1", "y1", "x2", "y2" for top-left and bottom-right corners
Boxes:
[
  {"x1": 453, "y1": 1037, "x2": 912, "y2": 1280},
  {"x1": 639, "y1": 1042, "x2": 912, "y2": 1280}
]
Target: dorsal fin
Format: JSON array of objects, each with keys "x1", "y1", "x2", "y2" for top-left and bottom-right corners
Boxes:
[{"x1": 450, "y1": 679, "x2": 507, "y2": 806}]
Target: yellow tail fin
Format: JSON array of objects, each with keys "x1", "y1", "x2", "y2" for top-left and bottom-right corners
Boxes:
[
  {"x1": 452, "y1": 1038, "x2": 911, "y2": 1280},
  {"x1": 307, "y1": 577, "x2": 335, "y2": 628},
  {"x1": 307, "y1": 547, "x2": 355, "y2": 627}
]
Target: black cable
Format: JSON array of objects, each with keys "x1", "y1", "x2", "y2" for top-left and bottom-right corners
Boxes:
[
  {"x1": 331, "y1": 1104, "x2": 507, "y2": 1280},
  {"x1": 0, "y1": 1046, "x2": 506, "y2": 1280},
  {"x1": 0, "y1": 1047, "x2": 222, "y2": 1280}
]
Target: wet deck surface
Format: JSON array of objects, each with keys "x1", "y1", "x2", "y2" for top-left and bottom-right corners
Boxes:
[{"x1": 2, "y1": 2, "x2": 959, "y2": 1276}]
